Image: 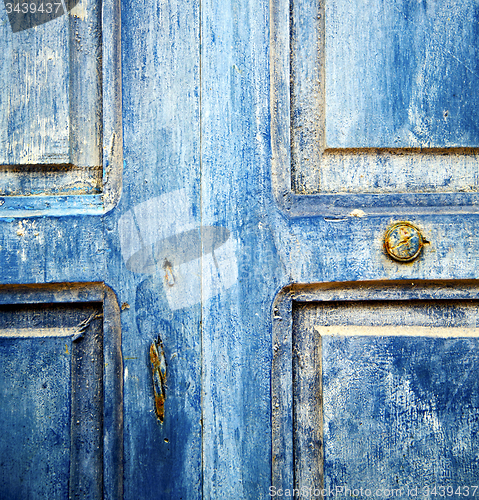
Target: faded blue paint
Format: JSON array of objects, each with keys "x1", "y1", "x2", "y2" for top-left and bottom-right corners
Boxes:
[
  {"x1": 1, "y1": 0, "x2": 479, "y2": 498},
  {"x1": 326, "y1": 0, "x2": 479, "y2": 148},
  {"x1": 323, "y1": 336, "x2": 479, "y2": 490},
  {"x1": 0, "y1": 337, "x2": 72, "y2": 500}
]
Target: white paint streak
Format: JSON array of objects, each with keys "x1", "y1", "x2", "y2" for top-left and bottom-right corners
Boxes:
[
  {"x1": 70, "y1": 0, "x2": 89, "y2": 21},
  {"x1": 349, "y1": 209, "x2": 366, "y2": 217},
  {"x1": 0, "y1": 327, "x2": 79, "y2": 338},
  {"x1": 315, "y1": 325, "x2": 479, "y2": 338}
]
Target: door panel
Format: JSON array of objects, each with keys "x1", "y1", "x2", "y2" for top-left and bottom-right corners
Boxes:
[
  {"x1": 0, "y1": 18, "x2": 71, "y2": 165},
  {"x1": 274, "y1": 282, "x2": 479, "y2": 497},
  {"x1": 325, "y1": 0, "x2": 479, "y2": 149},
  {"x1": 1, "y1": 335, "x2": 72, "y2": 500},
  {"x1": 321, "y1": 335, "x2": 479, "y2": 489},
  {"x1": 272, "y1": 0, "x2": 479, "y2": 204},
  {"x1": 0, "y1": 284, "x2": 122, "y2": 499},
  {"x1": 0, "y1": 6, "x2": 102, "y2": 166},
  {"x1": 0, "y1": 0, "x2": 121, "y2": 214}
]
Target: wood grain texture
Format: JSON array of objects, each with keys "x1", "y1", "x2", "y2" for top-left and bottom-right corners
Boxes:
[
  {"x1": 274, "y1": 283, "x2": 479, "y2": 497},
  {"x1": 326, "y1": 0, "x2": 479, "y2": 149},
  {"x1": 3, "y1": 0, "x2": 479, "y2": 497},
  {"x1": 321, "y1": 335, "x2": 479, "y2": 491},
  {"x1": 292, "y1": 307, "x2": 323, "y2": 495},
  {"x1": 279, "y1": 0, "x2": 479, "y2": 199},
  {"x1": 200, "y1": 0, "x2": 282, "y2": 495},
  {"x1": 0, "y1": 0, "x2": 102, "y2": 166},
  {"x1": 114, "y1": 0, "x2": 203, "y2": 496},
  {"x1": 0, "y1": 0, "x2": 121, "y2": 214},
  {"x1": 0, "y1": 285, "x2": 122, "y2": 499},
  {"x1": 0, "y1": 16, "x2": 70, "y2": 165}
]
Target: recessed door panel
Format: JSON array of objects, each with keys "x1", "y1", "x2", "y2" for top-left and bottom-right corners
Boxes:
[
  {"x1": 0, "y1": 1, "x2": 101, "y2": 167},
  {"x1": 0, "y1": 0, "x2": 122, "y2": 215},
  {"x1": 273, "y1": 283, "x2": 479, "y2": 496},
  {"x1": 0, "y1": 284, "x2": 122, "y2": 500},
  {"x1": 0, "y1": 302, "x2": 103, "y2": 499},
  {"x1": 326, "y1": 0, "x2": 479, "y2": 149},
  {"x1": 271, "y1": 0, "x2": 479, "y2": 202},
  {"x1": 321, "y1": 334, "x2": 479, "y2": 490},
  {"x1": 294, "y1": 299, "x2": 479, "y2": 491},
  {"x1": 0, "y1": 335, "x2": 72, "y2": 500}
]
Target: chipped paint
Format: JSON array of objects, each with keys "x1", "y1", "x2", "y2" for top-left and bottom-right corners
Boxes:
[
  {"x1": 3, "y1": 0, "x2": 479, "y2": 493},
  {"x1": 72, "y1": 311, "x2": 103, "y2": 341},
  {"x1": 0, "y1": 308, "x2": 103, "y2": 339},
  {"x1": 0, "y1": 0, "x2": 122, "y2": 216},
  {"x1": 15, "y1": 220, "x2": 41, "y2": 239},
  {"x1": 349, "y1": 209, "x2": 366, "y2": 217},
  {"x1": 70, "y1": 0, "x2": 89, "y2": 21}
]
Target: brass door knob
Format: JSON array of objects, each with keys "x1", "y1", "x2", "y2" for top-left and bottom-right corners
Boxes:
[{"x1": 384, "y1": 222, "x2": 424, "y2": 262}]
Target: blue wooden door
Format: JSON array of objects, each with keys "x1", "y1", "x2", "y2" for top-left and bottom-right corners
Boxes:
[
  {"x1": 269, "y1": 0, "x2": 479, "y2": 496},
  {"x1": 1, "y1": 0, "x2": 479, "y2": 498}
]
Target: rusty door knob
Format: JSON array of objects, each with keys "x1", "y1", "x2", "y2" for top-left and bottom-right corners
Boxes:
[{"x1": 384, "y1": 222, "x2": 424, "y2": 262}]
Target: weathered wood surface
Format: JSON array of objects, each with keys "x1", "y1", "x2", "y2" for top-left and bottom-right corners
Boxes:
[
  {"x1": 113, "y1": 0, "x2": 203, "y2": 496},
  {"x1": 0, "y1": 0, "x2": 101, "y2": 166},
  {"x1": 283, "y1": 0, "x2": 479, "y2": 196},
  {"x1": 0, "y1": 0, "x2": 121, "y2": 211},
  {"x1": 0, "y1": 285, "x2": 122, "y2": 499},
  {"x1": 0, "y1": 16, "x2": 70, "y2": 165},
  {"x1": 326, "y1": 0, "x2": 479, "y2": 149},
  {"x1": 1, "y1": 0, "x2": 479, "y2": 498},
  {"x1": 292, "y1": 297, "x2": 479, "y2": 495}
]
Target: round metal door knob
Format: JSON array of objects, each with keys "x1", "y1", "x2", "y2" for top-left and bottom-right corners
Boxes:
[{"x1": 384, "y1": 222, "x2": 424, "y2": 262}]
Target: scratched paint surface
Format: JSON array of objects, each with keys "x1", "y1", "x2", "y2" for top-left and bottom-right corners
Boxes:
[
  {"x1": 326, "y1": 0, "x2": 479, "y2": 149},
  {"x1": 115, "y1": 0, "x2": 204, "y2": 495},
  {"x1": 0, "y1": 0, "x2": 101, "y2": 166},
  {"x1": 0, "y1": 301, "x2": 108, "y2": 499},
  {"x1": 0, "y1": 337, "x2": 72, "y2": 499},
  {"x1": 0, "y1": 15, "x2": 70, "y2": 164},
  {"x1": 288, "y1": 0, "x2": 479, "y2": 195},
  {"x1": 3, "y1": 0, "x2": 479, "y2": 496},
  {"x1": 291, "y1": 298, "x2": 479, "y2": 495},
  {"x1": 323, "y1": 335, "x2": 479, "y2": 491}
]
